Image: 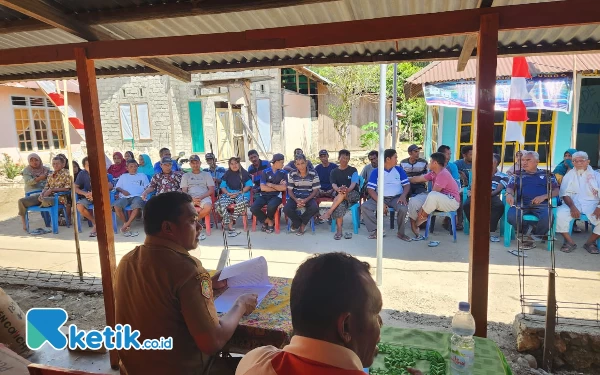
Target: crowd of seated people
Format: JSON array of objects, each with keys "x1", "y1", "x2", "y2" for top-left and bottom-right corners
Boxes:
[{"x1": 16, "y1": 144, "x2": 599, "y2": 253}]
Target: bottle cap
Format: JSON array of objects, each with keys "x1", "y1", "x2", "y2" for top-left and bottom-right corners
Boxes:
[{"x1": 458, "y1": 302, "x2": 470, "y2": 312}]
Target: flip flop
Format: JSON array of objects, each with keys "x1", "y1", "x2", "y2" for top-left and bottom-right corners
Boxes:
[
  {"x1": 428, "y1": 241, "x2": 440, "y2": 247},
  {"x1": 583, "y1": 243, "x2": 599, "y2": 254},
  {"x1": 199, "y1": 233, "x2": 207, "y2": 241},
  {"x1": 89, "y1": 232, "x2": 97, "y2": 238},
  {"x1": 397, "y1": 233, "x2": 412, "y2": 242},
  {"x1": 41, "y1": 228, "x2": 52, "y2": 234},
  {"x1": 343, "y1": 232, "x2": 353, "y2": 239},
  {"x1": 334, "y1": 233, "x2": 342, "y2": 240},
  {"x1": 29, "y1": 229, "x2": 43, "y2": 235},
  {"x1": 296, "y1": 229, "x2": 305, "y2": 236},
  {"x1": 413, "y1": 234, "x2": 426, "y2": 241},
  {"x1": 560, "y1": 243, "x2": 576, "y2": 253},
  {"x1": 228, "y1": 230, "x2": 241, "y2": 237},
  {"x1": 121, "y1": 229, "x2": 132, "y2": 237}
]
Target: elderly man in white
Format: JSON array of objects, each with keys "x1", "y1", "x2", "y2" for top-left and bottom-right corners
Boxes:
[{"x1": 556, "y1": 151, "x2": 600, "y2": 254}]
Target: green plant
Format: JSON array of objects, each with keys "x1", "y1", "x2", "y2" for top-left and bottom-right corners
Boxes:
[
  {"x1": 1, "y1": 153, "x2": 25, "y2": 180},
  {"x1": 360, "y1": 122, "x2": 389, "y2": 150}
]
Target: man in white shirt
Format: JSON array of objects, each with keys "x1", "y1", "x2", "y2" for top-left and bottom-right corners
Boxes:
[
  {"x1": 555, "y1": 151, "x2": 600, "y2": 254},
  {"x1": 112, "y1": 159, "x2": 149, "y2": 235},
  {"x1": 360, "y1": 149, "x2": 411, "y2": 241},
  {"x1": 181, "y1": 154, "x2": 215, "y2": 240}
]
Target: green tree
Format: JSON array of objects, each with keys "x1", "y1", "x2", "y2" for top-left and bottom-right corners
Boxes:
[{"x1": 312, "y1": 63, "x2": 427, "y2": 147}]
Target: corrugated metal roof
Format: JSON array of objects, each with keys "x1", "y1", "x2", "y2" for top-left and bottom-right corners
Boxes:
[
  {"x1": 404, "y1": 53, "x2": 600, "y2": 98},
  {"x1": 0, "y1": 0, "x2": 598, "y2": 82}
]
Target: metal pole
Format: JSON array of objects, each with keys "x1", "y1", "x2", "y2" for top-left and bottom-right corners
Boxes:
[
  {"x1": 56, "y1": 80, "x2": 84, "y2": 281},
  {"x1": 392, "y1": 63, "x2": 398, "y2": 150},
  {"x1": 570, "y1": 56, "x2": 579, "y2": 149},
  {"x1": 376, "y1": 64, "x2": 387, "y2": 286}
]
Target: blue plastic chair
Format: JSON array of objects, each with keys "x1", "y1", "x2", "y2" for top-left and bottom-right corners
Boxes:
[
  {"x1": 25, "y1": 191, "x2": 71, "y2": 234},
  {"x1": 566, "y1": 213, "x2": 600, "y2": 247},
  {"x1": 25, "y1": 190, "x2": 51, "y2": 227},
  {"x1": 425, "y1": 211, "x2": 457, "y2": 242},
  {"x1": 503, "y1": 198, "x2": 557, "y2": 251},
  {"x1": 76, "y1": 190, "x2": 118, "y2": 234},
  {"x1": 462, "y1": 171, "x2": 472, "y2": 234},
  {"x1": 330, "y1": 176, "x2": 365, "y2": 234},
  {"x1": 463, "y1": 190, "x2": 506, "y2": 236}
]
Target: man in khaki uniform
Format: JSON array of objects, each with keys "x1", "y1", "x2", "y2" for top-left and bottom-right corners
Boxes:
[{"x1": 115, "y1": 191, "x2": 257, "y2": 375}]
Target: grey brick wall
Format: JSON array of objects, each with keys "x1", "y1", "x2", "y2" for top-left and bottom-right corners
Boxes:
[{"x1": 96, "y1": 69, "x2": 283, "y2": 163}]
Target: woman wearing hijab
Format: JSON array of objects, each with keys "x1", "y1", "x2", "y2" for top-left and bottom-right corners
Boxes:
[
  {"x1": 216, "y1": 157, "x2": 253, "y2": 237},
  {"x1": 553, "y1": 148, "x2": 577, "y2": 184},
  {"x1": 18, "y1": 154, "x2": 51, "y2": 231},
  {"x1": 124, "y1": 151, "x2": 135, "y2": 161},
  {"x1": 137, "y1": 154, "x2": 155, "y2": 181},
  {"x1": 107, "y1": 152, "x2": 127, "y2": 179}
]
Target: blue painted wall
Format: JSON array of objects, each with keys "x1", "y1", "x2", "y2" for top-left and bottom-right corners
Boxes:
[
  {"x1": 441, "y1": 107, "x2": 458, "y2": 154},
  {"x1": 554, "y1": 110, "x2": 573, "y2": 166},
  {"x1": 424, "y1": 106, "x2": 433, "y2": 157}
]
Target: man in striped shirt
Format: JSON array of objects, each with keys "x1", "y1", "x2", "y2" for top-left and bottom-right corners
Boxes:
[
  {"x1": 283, "y1": 154, "x2": 321, "y2": 235},
  {"x1": 361, "y1": 149, "x2": 411, "y2": 241},
  {"x1": 400, "y1": 144, "x2": 428, "y2": 197}
]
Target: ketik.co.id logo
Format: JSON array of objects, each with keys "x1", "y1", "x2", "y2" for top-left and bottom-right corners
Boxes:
[{"x1": 26, "y1": 308, "x2": 172, "y2": 351}]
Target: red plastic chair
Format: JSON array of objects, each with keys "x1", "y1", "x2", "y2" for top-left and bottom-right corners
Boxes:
[
  {"x1": 196, "y1": 193, "x2": 217, "y2": 236},
  {"x1": 251, "y1": 191, "x2": 286, "y2": 234}
]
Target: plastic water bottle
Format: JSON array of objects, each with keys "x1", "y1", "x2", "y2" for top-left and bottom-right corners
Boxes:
[{"x1": 450, "y1": 302, "x2": 476, "y2": 374}]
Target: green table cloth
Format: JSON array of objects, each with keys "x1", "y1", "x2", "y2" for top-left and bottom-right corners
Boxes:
[{"x1": 371, "y1": 327, "x2": 512, "y2": 375}]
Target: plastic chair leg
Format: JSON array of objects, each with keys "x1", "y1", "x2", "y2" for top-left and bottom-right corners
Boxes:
[
  {"x1": 424, "y1": 215, "x2": 432, "y2": 239},
  {"x1": 51, "y1": 207, "x2": 59, "y2": 234},
  {"x1": 274, "y1": 210, "x2": 281, "y2": 234},
  {"x1": 77, "y1": 211, "x2": 83, "y2": 233},
  {"x1": 25, "y1": 211, "x2": 30, "y2": 233},
  {"x1": 352, "y1": 207, "x2": 360, "y2": 234},
  {"x1": 112, "y1": 212, "x2": 118, "y2": 234},
  {"x1": 252, "y1": 216, "x2": 257, "y2": 232},
  {"x1": 451, "y1": 213, "x2": 457, "y2": 243},
  {"x1": 390, "y1": 209, "x2": 395, "y2": 229},
  {"x1": 205, "y1": 215, "x2": 211, "y2": 236},
  {"x1": 331, "y1": 219, "x2": 336, "y2": 232},
  {"x1": 41, "y1": 212, "x2": 51, "y2": 227}
]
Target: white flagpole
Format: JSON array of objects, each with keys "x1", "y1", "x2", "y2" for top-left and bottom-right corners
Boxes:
[
  {"x1": 56, "y1": 80, "x2": 84, "y2": 280},
  {"x1": 376, "y1": 64, "x2": 387, "y2": 286}
]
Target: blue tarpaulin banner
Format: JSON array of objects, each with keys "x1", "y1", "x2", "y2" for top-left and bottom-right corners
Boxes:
[{"x1": 423, "y1": 73, "x2": 573, "y2": 113}]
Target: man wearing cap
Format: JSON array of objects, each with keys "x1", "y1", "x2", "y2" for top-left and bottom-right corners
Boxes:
[
  {"x1": 203, "y1": 153, "x2": 227, "y2": 193},
  {"x1": 247, "y1": 149, "x2": 270, "y2": 193},
  {"x1": 181, "y1": 155, "x2": 215, "y2": 240},
  {"x1": 314, "y1": 149, "x2": 338, "y2": 199},
  {"x1": 400, "y1": 144, "x2": 428, "y2": 197},
  {"x1": 250, "y1": 153, "x2": 288, "y2": 233},
  {"x1": 153, "y1": 147, "x2": 182, "y2": 174},
  {"x1": 284, "y1": 148, "x2": 314, "y2": 172},
  {"x1": 141, "y1": 156, "x2": 183, "y2": 200}
]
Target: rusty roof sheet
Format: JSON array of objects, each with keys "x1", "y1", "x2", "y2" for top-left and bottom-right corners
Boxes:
[{"x1": 404, "y1": 53, "x2": 600, "y2": 98}]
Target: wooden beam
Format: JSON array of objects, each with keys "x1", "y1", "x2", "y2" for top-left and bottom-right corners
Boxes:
[
  {"x1": 0, "y1": 0, "x2": 599, "y2": 67},
  {"x1": 468, "y1": 12, "x2": 499, "y2": 339},
  {"x1": 0, "y1": 0, "x2": 191, "y2": 81},
  {"x1": 457, "y1": 0, "x2": 493, "y2": 72},
  {"x1": 457, "y1": 34, "x2": 479, "y2": 72},
  {"x1": 74, "y1": 47, "x2": 119, "y2": 369}
]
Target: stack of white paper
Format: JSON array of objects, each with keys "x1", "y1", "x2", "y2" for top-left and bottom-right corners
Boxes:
[{"x1": 214, "y1": 256, "x2": 273, "y2": 313}]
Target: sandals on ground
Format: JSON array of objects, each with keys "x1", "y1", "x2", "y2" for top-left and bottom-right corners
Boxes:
[
  {"x1": 397, "y1": 233, "x2": 412, "y2": 242},
  {"x1": 89, "y1": 232, "x2": 97, "y2": 238},
  {"x1": 583, "y1": 243, "x2": 599, "y2": 254},
  {"x1": 343, "y1": 232, "x2": 352, "y2": 239},
  {"x1": 428, "y1": 241, "x2": 440, "y2": 247},
  {"x1": 227, "y1": 230, "x2": 241, "y2": 237},
  {"x1": 334, "y1": 233, "x2": 342, "y2": 240},
  {"x1": 560, "y1": 242, "x2": 577, "y2": 253},
  {"x1": 413, "y1": 234, "x2": 426, "y2": 241}
]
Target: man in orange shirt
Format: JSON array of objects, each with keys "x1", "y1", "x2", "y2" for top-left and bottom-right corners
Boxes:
[
  {"x1": 115, "y1": 191, "x2": 257, "y2": 374},
  {"x1": 236, "y1": 253, "x2": 422, "y2": 375}
]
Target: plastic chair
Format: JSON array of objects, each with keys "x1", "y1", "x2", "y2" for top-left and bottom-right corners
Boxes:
[
  {"x1": 463, "y1": 190, "x2": 506, "y2": 236},
  {"x1": 461, "y1": 171, "x2": 472, "y2": 234},
  {"x1": 25, "y1": 191, "x2": 71, "y2": 234},
  {"x1": 566, "y1": 213, "x2": 600, "y2": 247},
  {"x1": 331, "y1": 176, "x2": 365, "y2": 234},
  {"x1": 25, "y1": 190, "x2": 51, "y2": 227},
  {"x1": 122, "y1": 192, "x2": 154, "y2": 221},
  {"x1": 251, "y1": 191, "x2": 286, "y2": 234},
  {"x1": 200, "y1": 193, "x2": 217, "y2": 236},
  {"x1": 425, "y1": 211, "x2": 457, "y2": 242},
  {"x1": 503, "y1": 197, "x2": 557, "y2": 251},
  {"x1": 76, "y1": 190, "x2": 118, "y2": 234},
  {"x1": 215, "y1": 195, "x2": 249, "y2": 232}
]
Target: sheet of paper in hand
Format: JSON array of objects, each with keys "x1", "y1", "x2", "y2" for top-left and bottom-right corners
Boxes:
[{"x1": 214, "y1": 256, "x2": 273, "y2": 313}]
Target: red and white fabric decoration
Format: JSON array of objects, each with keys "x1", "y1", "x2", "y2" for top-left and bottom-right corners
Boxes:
[
  {"x1": 36, "y1": 81, "x2": 86, "y2": 140},
  {"x1": 504, "y1": 57, "x2": 531, "y2": 144}
]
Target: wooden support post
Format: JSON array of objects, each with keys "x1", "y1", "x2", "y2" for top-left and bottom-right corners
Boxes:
[
  {"x1": 74, "y1": 47, "x2": 119, "y2": 369},
  {"x1": 468, "y1": 13, "x2": 498, "y2": 338},
  {"x1": 543, "y1": 270, "x2": 557, "y2": 371}
]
